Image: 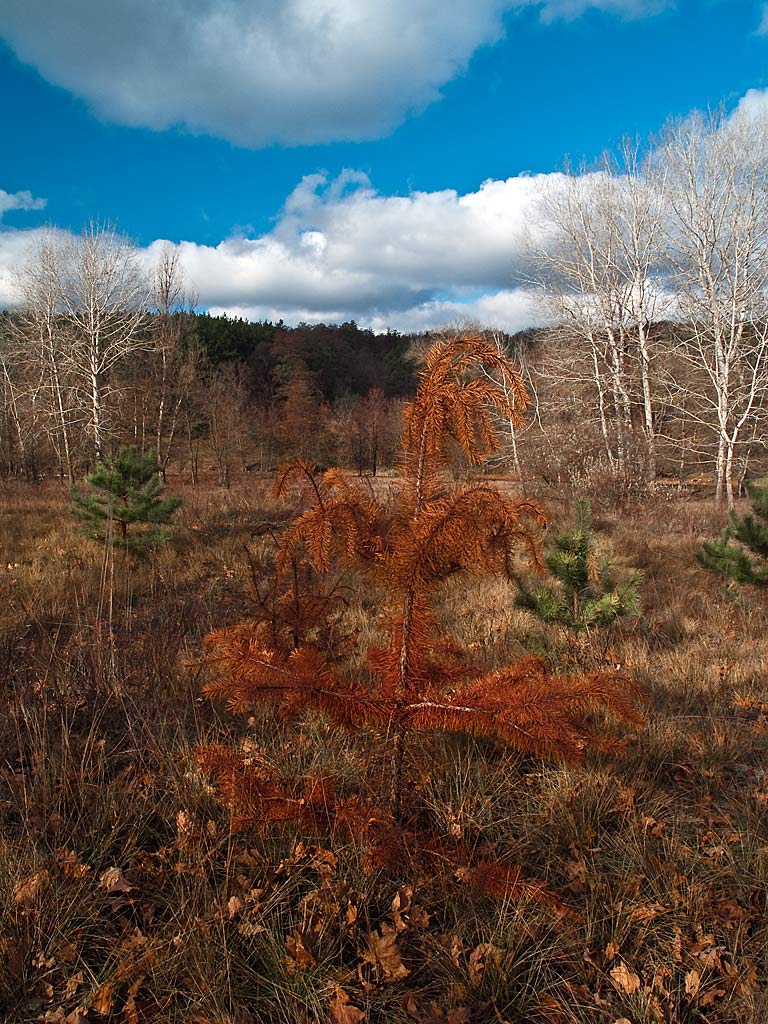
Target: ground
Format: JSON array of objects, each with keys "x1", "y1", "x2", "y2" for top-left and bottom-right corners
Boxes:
[{"x1": 1, "y1": 477, "x2": 767, "y2": 1023}]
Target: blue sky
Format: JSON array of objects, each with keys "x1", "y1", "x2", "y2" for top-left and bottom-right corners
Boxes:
[{"x1": 1, "y1": 0, "x2": 768, "y2": 330}]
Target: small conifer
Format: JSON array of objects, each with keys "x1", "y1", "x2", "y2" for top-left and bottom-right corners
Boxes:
[
  {"x1": 699, "y1": 478, "x2": 768, "y2": 586},
  {"x1": 516, "y1": 499, "x2": 641, "y2": 630},
  {"x1": 197, "y1": 337, "x2": 643, "y2": 824},
  {"x1": 72, "y1": 445, "x2": 182, "y2": 551}
]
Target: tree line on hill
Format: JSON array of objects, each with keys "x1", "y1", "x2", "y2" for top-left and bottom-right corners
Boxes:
[
  {"x1": 0, "y1": 238, "x2": 415, "y2": 485},
  {"x1": 4, "y1": 106, "x2": 768, "y2": 501}
]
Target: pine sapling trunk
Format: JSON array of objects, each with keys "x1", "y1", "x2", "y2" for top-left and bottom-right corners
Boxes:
[
  {"x1": 291, "y1": 555, "x2": 301, "y2": 649},
  {"x1": 390, "y1": 726, "x2": 405, "y2": 822},
  {"x1": 389, "y1": 416, "x2": 429, "y2": 819},
  {"x1": 390, "y1": 588, "x2": 416, "y2": 820}
]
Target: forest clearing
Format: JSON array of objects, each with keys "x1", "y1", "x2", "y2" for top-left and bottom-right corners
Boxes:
[
  {"x1": 2, "y1": 335, "x2": 768, "y2": 1024},
  {"x1": 3, "y1": 11, "x2": 768, "y2": 1020}
]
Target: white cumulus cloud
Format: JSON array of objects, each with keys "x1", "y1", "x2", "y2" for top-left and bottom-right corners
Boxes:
[
  {"x1": 736, "y1": 86, "x2": 768, "y2": 118},
  {"x1": 0, "y1": 0, "x2": 669, "y2": 147},
  {"x1": 0, "y1": 189, "x2": 46, "y2": 222},
  {"x1": 0, "y1": 228, "x2": 47, "y2": 307},
  {"x1": 142, "y1": 169, "x2": 558, "y2": 329},
  {"x1": 0, "y1": 171, "x2": 554, "y2": 331},
  {"x1": 0, "y1": 193, "x2": 48, "y2": 306}
]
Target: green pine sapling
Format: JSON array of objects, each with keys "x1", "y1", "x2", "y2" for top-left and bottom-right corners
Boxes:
[
  {"x1": 516, "y1": 499, "x2": 641, "y2": 630},
  {"x1": 699, "y1": 478, "x2": 768, "y2": 586},
  {"x1": 72, "y1": 446, "x2": 182, "y2": 551}
]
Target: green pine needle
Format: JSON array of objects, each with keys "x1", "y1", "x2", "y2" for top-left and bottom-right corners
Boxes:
[
  {"x1": 515, "y1": 499, "x2": 642, "y2": 631},
  {"x1": 71, "y1": 446, "x2": 182, "y2": 552}
]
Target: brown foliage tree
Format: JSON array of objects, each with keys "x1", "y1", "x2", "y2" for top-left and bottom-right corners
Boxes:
[
  {"x1": 197, "y1": 333, "x2": 642, "y2": 822},
  {"x1": 274, "y1": 365, "x2": 333, "y2": 466}
]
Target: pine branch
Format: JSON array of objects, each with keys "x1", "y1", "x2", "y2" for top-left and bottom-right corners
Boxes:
[
  {"x1": 406, "y1": 656, "x2": 643, "y2": 761},
  {"x1": 401, "y1": 333, "x2": 532, "y2": 511},
  {"x1": 699, "y1": 479, "x2": 768, "y2": 586},
  {"x1": 388, "y1": 485, "x2": 545, "y2": 592}
]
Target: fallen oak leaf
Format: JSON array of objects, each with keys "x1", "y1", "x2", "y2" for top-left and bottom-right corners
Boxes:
[
  {"x1": 56, "y1": 849, "x2": 90, "y2": 880},
  {"x1": 609, "y1": 962, "x2": 641, "y2": 996},
  {"x1": 63, "y1": 972, "x2": 84, "y2": 1000},
  {"x1": 402, "y1": 994, "x2": 444, "y2": 1023},
  {"x1": 685, "y1": 970, "x2": 701, "y2": 997},
  {"x1": 123, "y1": 975, "x2": 144, "y2": 1024},
  {"x1": 435, "y1": 933, "x2": 463, "y2": 968},
  {"x1": 363, "y1": 924, "x2": 409, "y2": 981},
  {"x1": 737, "y1": 959, "x2": 760, "y2": 995},
  {"x1": 38, "y1": 1009, "x2": 89, "y2": 1024},
  {"x1": 604, "y1": 941, "x2": 620, "y2": 962},
  {"x1": 392, "y1": 886, "x2": 413, "y2": 933},
  {"x1": 628, "y1": 902, "x2": 666, "y2": 923},
  {"x1": 392, "y1": 885, "x2": 430, "y2": 933},
  {"x1": 697, "y1": 944, "x2": 726, "y2": 970},
  {"x1": 237, "y1": 919, "x2": 267, "y2": 937},
  {"x1": 698, "y1": 986, "x2": 727, "y2": 1008},
  {"x1": 99, "y1": 867, "x2": 133, "y2": 894},
  {"x1": 329, "y1": 985, "x2": 365, "y2": 1024},
  {"x1": 284, "y1": 932, "x2": 316, "y2": 972},
  {"x1": 468, "y1": 942, "x2": 504, "y2": 987},
  {"x1": 14, "y1": 869, "x2": 50, "y2": 907},
  {"x1": 91, "y1": 980, "x2": 115, "y2": 1015}
]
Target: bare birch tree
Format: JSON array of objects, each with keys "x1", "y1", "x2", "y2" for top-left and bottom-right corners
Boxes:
[
  {"x1": 11, "y1": 231, "x2": 77, "y2": 482},
  {"x1": 526, "y1": 149, "x2": 669, "y2": 479},
  {"x1": 528, "y1": 170, "x2": 630, "y2": 471},
  {"x1": 605, "y1": 141, "x2": 671, "y2": 479},
  {"x1": 658, "y1": 107, "x2": 768, "y2": 505},
  {"x1": 0, "y1": 318, "x2": 30, "y2": 477},
  {"x1": 60, "y1": 223, "x2": 150, "y2": 462},
  {"x1": 149, "y1": 244, "x2": 198, "y2": 478}
]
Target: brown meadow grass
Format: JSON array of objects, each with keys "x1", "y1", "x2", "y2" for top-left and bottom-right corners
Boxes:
[{"x1": 2, "y1": 479, "x2": 768, "y2": 1023}]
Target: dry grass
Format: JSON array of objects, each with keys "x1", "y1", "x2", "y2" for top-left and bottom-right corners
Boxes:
[{"x1": 2, "y1": 480, "x2": 768, "y2": 1022}]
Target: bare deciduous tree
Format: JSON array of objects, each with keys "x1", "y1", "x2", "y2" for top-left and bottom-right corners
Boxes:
[
  {"x1": 659, "y1": 108, "x2": 768, "y2": 505},
  {"x1": 204, "y1": 363, "x2": 250, "y2": 487},
  {"x1": 527, "y1": 148, "x2": 669, "y2": 480},
  {"x1": 149, "y1": 244, "x2": 197, "y2": 478},
  {"x1": 11, "y1": 231, "x2": 77, "y2": 482},
  {"x1": 60, "y1": 223, "x2": 150, "y2": 462},
  {"x1": 0, "y1": 318, "x2": 32, "y2": 477}
]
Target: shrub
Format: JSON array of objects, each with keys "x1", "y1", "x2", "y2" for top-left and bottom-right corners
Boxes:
[
  {"x1": 516, "y1": 499, "x2": 642, "y2": 631},
  {"x1": 699, "y1": 478, "x2": 768, "y2": 586},
  {"x1": 71, "y1": 445, "x2": 182, "y2": 551}
]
